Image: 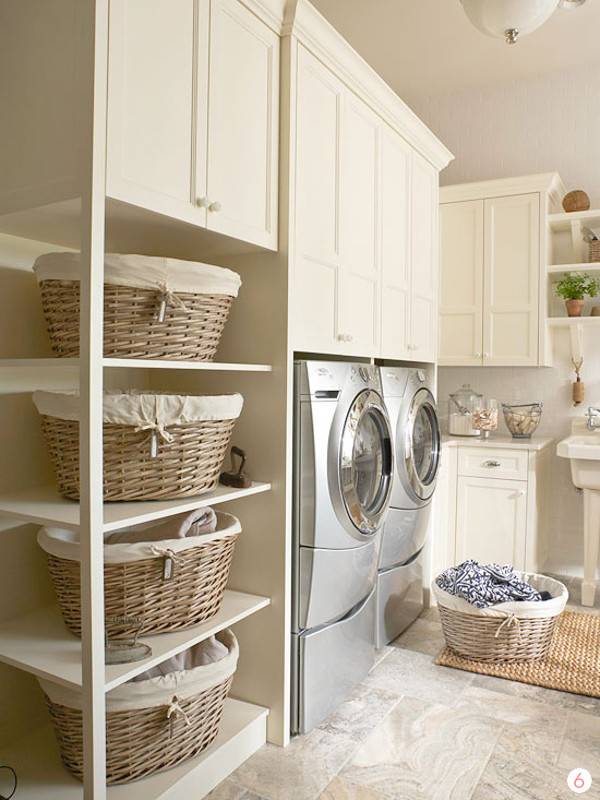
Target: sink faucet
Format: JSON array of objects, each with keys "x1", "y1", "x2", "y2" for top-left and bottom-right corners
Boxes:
[{"x1": 586, "y1": 407, "x2": 600, "y2": 431}]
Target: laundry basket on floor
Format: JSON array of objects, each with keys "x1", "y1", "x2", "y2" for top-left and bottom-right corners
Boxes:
[
  {"x1": 33, "y1": 390, "x2": 243, "y2": 501},
  {"x1": 432, "y1": 572, "x2": 568, "y2": 662},
  {"x1": 33, "y1": 252, "x2": 241, "y2": 360},
  {"x1": 38, "y1": 510, "x2": 241, "y2": 638},
  {"x1": 39, "y1": 630, "x2": 238, "y2": 784}
]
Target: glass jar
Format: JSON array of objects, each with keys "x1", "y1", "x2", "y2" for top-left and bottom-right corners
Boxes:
[
  {"x1": 472, "y1": 398, "x2": 499, "y2": 439},
  {"x1": 448, "y1": 384, "x2": 483, "y2": 437}
]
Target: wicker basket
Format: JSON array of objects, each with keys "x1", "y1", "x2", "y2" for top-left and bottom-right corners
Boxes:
[
  {"x1": 433, "y1": 572, "x2": 568, "y2": 663},
  {"x1": 33, "y1": 391, "x2": 243, "y2": 501},
  {"x1": 38, "y1": 511, "x2": 240, "y2": 638},
  {"x1": 590, "y1": 240, "x2": 600, "y2": 263},
  {"x1": 34, "y1": 253, "x2": 241, "y2": 361},
  {"x1": 40, "y1": 631, "x2": 238, "y2": 784}
]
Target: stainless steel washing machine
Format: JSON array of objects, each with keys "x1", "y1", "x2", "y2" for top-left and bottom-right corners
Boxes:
[
  {"x1": 292, "y1": 361, "x2": 394, "y2": 734},
  {"x1": 376, "y1": 368, "x2": 441, "y2": 648}
]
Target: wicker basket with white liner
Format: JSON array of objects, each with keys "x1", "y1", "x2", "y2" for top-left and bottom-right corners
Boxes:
[
  {"x1": 34, "y1": 253, "x2": 241, "y2": 360},
  {"x1": 39, "y1": 630, "x2": 238, "y2": 784},
  {"x1": 38, "y1": 509, "x2": 240, "y2": 638},
  {"x1": 33, "y1": 390, "x2": 243, "y2": 501},
  {"x1": 432, "y1": 573, "x2": 568, "y2": 662}
]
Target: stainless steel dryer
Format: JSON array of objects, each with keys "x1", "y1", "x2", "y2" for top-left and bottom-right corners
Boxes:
[
  {"x1": 376, "y1": 368, "x2": 441, "y2": 647},
  {"x1": 292, "y1": 361, "x2": 393, "y2": 734}
]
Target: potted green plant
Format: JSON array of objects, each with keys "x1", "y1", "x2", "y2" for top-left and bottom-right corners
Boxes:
[{"x1": 555, "y1": 272, "x2": 599, "y2": 317}]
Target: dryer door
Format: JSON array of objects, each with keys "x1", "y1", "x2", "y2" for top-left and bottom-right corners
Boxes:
[
  {"x1": 336, "y1": 389, "x2": 393, "y2": 536},
  {"x1": 401, "y1": 387, "x2": 441, "y2": 504}
]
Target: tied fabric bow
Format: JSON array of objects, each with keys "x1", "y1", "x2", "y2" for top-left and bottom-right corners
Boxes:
[
  {"x1": 494, "y1": 613, "x2": 521, "y2": 639},
  {"x1": 134, "y1": 421, "x2": 173, "y2": 458},
  {"x1": 155, "y1": 282, "x2": 189, "y2": 322},
  {"x1": 167, "y1": 695, "x2": 191, "y2": 738}
]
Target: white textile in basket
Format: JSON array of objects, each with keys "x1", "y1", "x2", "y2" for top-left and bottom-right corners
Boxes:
[
  {"x1": 33, "y1": 252, "x2": 242, "y2": 298},
  {"x1": 38, "y1": 511, "x2": 241, "y2": 564},
  {"x1": 32, "y1": 390, "x2": 244, "y2": 427},
  {"x1": 40, "y1": 630, "x2": 239, "y2": 712},
  {"x1": 432, "y1": 572, "x2": 568, "y2": 619}
]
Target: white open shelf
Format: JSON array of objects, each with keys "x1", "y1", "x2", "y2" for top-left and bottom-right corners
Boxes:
[
  {"x1": 0, "y1": 357, "x2": 272, "y2": 371},
  {"x1": 548, "y1": 208, "x2": 600, "y2": 231},
  {"x1": 0, "y1": 590, "x2": 269, "y2": 691},
  {"x1": 2, "y1": 698, "x2": 268, "y2": 800},
  {"x1": 546, "y1": 316, "x2": 600, "y2": 328},
  {"x1": 0, "y1": 481, "x2": 271, "y2": 531},
  {"x1": 547, "y1": 262, "x2": 600, "y2": 276}
]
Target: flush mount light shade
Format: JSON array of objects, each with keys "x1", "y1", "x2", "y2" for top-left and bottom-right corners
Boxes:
[{"x1": 460, "y1": 0, "x2": 560, "y2": 42}]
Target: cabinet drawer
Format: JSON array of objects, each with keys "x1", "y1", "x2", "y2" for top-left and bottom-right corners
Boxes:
[{"x1": 457, "y1": 448, "x2": 528, "y2": 481}]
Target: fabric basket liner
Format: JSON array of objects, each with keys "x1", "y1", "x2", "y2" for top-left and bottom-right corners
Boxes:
[
  {"x1": 40, "y1": 630, "x2": 238, "y2": 711},
  {"x1": 32, "y1": 390, "x2": 243, "y2": 427},
  {"x1": 38, "y1": 511, "x2": 241, "y2": 564},
  {"x1": 432, "y1": 572, "x2": 568, "y2": 619},
  {"x1": 33, "y1": 252, "x2": 241, "y2": 298}
]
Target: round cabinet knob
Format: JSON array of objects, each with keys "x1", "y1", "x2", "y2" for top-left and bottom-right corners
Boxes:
[
  {"x1": 196, "y1": 197, "x2": 209, "y2": 208},
  {"x1": 337, "y1": 333, "x2": 353, "y2": 343},
  {"x1": 208, "y1": 201, "x2": 222, "y2": 213},
  {"x1": 483, "y1": 352, "x2": 490, "y2": 358},
  {"x1": 474, "y1": 352, "x2": 482, "y2": 358}
]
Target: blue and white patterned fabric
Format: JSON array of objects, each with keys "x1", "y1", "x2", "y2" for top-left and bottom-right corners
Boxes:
[{"x1": 436, "y1": 560, "x2": 543, "y2": 609}]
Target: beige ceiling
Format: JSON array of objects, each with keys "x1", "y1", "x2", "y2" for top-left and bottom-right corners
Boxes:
[{"x1": 311, "y1": 0, "x2": 600, "y2": 103}]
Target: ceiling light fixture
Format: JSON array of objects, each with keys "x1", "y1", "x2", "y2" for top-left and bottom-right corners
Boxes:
[{"x1": 460, "y1": 0, "x2": 587, "y2": 45}]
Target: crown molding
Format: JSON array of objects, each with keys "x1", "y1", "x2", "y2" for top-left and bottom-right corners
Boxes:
[
  {"x1": 282, "y1": 0, "x2": 453, "y2": 171},
  {"x1": 440, "y1": 173, "x2": 566, "y2": 204}
]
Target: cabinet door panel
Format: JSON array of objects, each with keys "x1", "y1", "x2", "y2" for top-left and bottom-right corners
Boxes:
[
  {"x1": 206, "y1": 0, "x2": 279, "y2": 249},
  {"x1": 107, "y1": 0, "x2": 199, "y2": 223},
  {"x1": 455, "y1": 476, "x2": 527, "y2": 569},
  {"x1": 294, "y1": 46, "x2": 343, "y2": 352},
  {"x1": 483, "y1": 194, "x2": 540, "y2": 366},
  {"x1": 439, "y1": 200, "x2": 483, "y2": 365},
  {"x1": 410, "y1": 153, "x2": 438, "y2": 362},
  {"x1": 339, "y1": 94, "x2": 379, "y2": 355},
  {"x1": 380, "y1": 126, "x2": 411, "y2": 360}
]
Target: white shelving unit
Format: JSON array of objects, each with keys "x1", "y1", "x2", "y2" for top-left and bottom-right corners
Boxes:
[
  {"x1": 3, "y1": 699, "x2": 268, "y2": 800},
  {"x1": 546, "y1": 207, "x2": 600, "y2": 363},
  {"x1": 0, "y1": 591, "x2": 269, "y2": 691}
]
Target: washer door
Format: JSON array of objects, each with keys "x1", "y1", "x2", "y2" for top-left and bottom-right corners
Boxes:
[
  {"x1": 401, "y1": 388, "x2": 440, "y2": 503},
  {"x1": 339, "y1": 390, "x2": 393, "y2": 535}
]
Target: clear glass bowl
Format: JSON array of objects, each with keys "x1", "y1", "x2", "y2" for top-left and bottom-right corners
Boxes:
[{"x1": 502, "y1": 402, "x2": 543, "y2": 439}]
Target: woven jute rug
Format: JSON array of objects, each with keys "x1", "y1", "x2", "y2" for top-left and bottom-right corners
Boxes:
[{"x1": 435, "y1": 610, "x2": 600, "y2": 698}]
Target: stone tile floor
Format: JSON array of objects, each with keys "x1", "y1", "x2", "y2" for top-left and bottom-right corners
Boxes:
[{"x1": 209, "y1": 576, "x2": 600, "y2": 800}]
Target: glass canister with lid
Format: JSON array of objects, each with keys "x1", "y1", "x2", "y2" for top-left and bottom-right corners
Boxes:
[{"x1": 448, "y1": 384, "x2": 482, "y2": 437}]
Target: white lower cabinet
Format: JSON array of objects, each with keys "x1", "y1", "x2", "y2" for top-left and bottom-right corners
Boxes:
[
  {"x1": 436, "y1": 441, "x2": 552, "y2": 576},
  {"x1": 455, "y1": 475, "x2": 527, "y2": 567}
]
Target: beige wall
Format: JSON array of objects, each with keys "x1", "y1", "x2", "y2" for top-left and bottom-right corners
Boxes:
[{"x1": 410, "y1": 66, "x2": 600, "y2": 580}]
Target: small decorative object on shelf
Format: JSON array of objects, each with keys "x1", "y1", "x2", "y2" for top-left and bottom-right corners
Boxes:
[
  {"x1": 448, "y1": 384, "x2": 483, "y2": 437},
  {"x1": 592, "y1": 306, "x2": 600, "y2": 317},
  {"x1": 220, "y1": 446, "x2": 252, "y2": 489},
  {"x1": 472, "y1": 398, "x2": 499, "y2": 439},
  {"x1": 562, "y1": 189, "x2": 591, "y2": 213},
  {"x1": 589, "y1": 235, "x2": 600, "y2": 263},
  {"x1": 554, "y1": 272, "x2": 599, "y2": 317},
  {"x1": 572, "y1": 358, "x2": 585, "y2": 406},
  {"x1": 502, "y1": 402, "x2": 543, "y2": 439},
  {"x1": 0, "y1": 765, "x2": 17, "y2": 800}
]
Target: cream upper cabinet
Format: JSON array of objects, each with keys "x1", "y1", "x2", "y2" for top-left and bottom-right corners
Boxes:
[
  {"x1": 455, "y1": 475, "x2": 527, "y2": 568},
  {"x1": 294, "y1": 45, "x2": 343, "y2": 354},
  {"x1": 438, "y1": 175, "x2": 563, "y2": 367},
  {"x1": 205, "y1": 0, "x2": 279, "y2": 249},
  {"x1": 484, "y1": 193, "x2": 539, "y2": 366},
  {"x1": 106, "y1": 0, "x2": 279, "y2": 251},
  {"x1": 292, "y1": 45, "x2": 443, "y2": 361},
  {"x1": 107, "y1": 0, "x2": 201, "y2": 225},
  {"x1": 410, "y1": 153, "x2": 438, "y2": 362},
  {"x1": 380, "y1": 126, "x2": 411, "y2": 360},
  {"x1": 338, "y1": 94, "x2": 380, "y2": 356},
  {"x1": 439, "y1": 200, "x2": 484, "y2": 365}
]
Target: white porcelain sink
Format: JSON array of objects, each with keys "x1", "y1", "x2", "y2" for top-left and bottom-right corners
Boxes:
[
  {"x1": 557, "y1": 432, "x2": 600, "y2": 490},
  {"x1": 557, "y1": 418, "x2": 600, "y2": 606}
]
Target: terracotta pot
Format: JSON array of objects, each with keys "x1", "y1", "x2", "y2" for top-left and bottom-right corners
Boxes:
[{"x1": 565, "y1": 299, "x2": 585, "y2": 317}]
